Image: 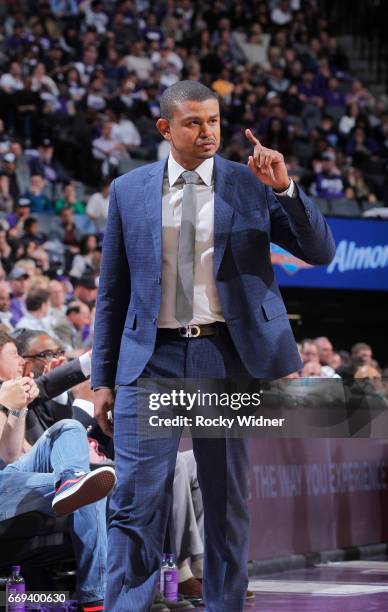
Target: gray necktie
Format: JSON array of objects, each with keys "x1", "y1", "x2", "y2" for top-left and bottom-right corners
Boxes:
[{"x1": 175, "y1": 170, "x2": 201, "y2": 325}]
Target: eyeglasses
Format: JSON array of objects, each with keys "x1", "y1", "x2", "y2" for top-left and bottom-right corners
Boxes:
[{"x1": 22, "y1": 349, "x2": 65, "y2": 361}]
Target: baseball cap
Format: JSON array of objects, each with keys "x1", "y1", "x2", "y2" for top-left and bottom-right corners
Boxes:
[
  {"x1": 75, "y1": 275, "x2": 97, "y2": 289},
  {"x1": 8, "y1": 267, "x2": 30, "y2": 281},
  {"x1": 41, "y1": 138, "x2": 53, "y2": 147},
  {"x1": 3, "y1": 152, "x2": 16, "y2": 163},
  {"x1": 322, "y1": 151, "x2": 336, "y2": 161},
  {"x1": 17, "y1": 197, "x2": 31, "y2": 207}
]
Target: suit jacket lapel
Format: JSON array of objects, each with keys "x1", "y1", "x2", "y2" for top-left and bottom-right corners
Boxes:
[
  {"x1": 214, "y1": 155, "x2": 236, "y2": 279},
  {"x1": 144, "y1": 159, "x2": 166, "y2": 271}
]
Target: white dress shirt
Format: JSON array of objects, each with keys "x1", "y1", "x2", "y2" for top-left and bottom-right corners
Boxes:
[{"x1": 157, "y1": 154, "x2": 225, "y2": 328}]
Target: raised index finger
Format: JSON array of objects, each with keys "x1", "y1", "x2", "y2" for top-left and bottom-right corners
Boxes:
[{"x1": 245, "y1": 128, "x2": 261, "y2": 147}]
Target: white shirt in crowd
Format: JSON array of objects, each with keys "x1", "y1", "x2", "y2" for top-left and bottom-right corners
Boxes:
[
  {"x1": 86, "y1": 191, "x2": 109, "y2": 220},
  {"x1": 112, "y1": 120, "x2": 141, "y2": 147},
  {"x1": 157, "y1": 154, "x2": 225, "y2": 328}
]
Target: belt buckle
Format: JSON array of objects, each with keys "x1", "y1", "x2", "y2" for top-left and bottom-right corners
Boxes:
[{"x1": 179, "y1": 324, "x2": 201, "y2": 338}]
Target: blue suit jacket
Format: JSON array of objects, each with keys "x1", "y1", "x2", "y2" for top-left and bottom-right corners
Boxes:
[{"x1": 92, "y1": 155, "x2": 336, "y2": 387}]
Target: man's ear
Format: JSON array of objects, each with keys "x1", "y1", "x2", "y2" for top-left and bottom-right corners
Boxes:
[{"x1": 156, "y1": 118, "x2": 171, "y2": 141}]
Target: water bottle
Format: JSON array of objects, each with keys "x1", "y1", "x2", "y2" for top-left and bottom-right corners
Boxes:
[
  {"x1": 6, "y1": 566, "x2": 25, "y2": 611},
  {"x1": 162, "y1": 553, "x2": 178, "y2": 602},
  {"x1": 157, "y1": 553, "x2": 167, "y2": 594}
]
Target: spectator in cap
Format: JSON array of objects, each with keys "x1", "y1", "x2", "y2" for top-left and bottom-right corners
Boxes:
[
  {"x1": 6, "y1": 196, "x2": 31, "y2": 229},
  {"x1": 29, "y1": 139, "x2": 68, "y2": 185},
  {"x1": 310, "y1": 152, "x2": 347, "y2": 200},
  {"x1": 15, "y1": 288, "x2": 57, "y2": 336},
  {"x1": 9, "y1": 267, "x2": 31, "y2": 326}
]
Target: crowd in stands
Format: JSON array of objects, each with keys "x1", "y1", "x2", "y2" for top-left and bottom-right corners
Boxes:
[{"x1": 0, "y1": 0, "x2": 387, "y2": 223}]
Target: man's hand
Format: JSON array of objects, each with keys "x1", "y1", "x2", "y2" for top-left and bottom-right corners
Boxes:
[
  {"x1": 94, "y1": 388, "x2": 115, "y2": 437},
  {"x1": 245, "y1": 128, "x2": 290, "y2": 192},
  {"x1": 43, "y1": 356, "x2": 67, "y2": 374}
]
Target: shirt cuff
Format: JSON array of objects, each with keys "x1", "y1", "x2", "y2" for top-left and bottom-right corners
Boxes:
[
  {"x1": 273, "y1": 179, "x2": 296, "y2": 198},
  {"x1": 79, "y1": 351, "x2": 92, "y2": 378}
]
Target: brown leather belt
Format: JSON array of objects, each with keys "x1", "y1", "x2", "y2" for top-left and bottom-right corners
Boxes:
[{"x1": 157, "y1": 322, "x2": 226, "y2": 339}]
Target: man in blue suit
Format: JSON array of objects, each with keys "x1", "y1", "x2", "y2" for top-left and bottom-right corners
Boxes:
[{"x1": 92, "y1": 80, "x2": 335, "y2": 612}]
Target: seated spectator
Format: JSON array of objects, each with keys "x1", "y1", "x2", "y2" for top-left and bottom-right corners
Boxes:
[
  {"x1": 15, "y1": 288, "x2": 57, "y2": 336},
  {"x1": 271, "y1": 0, "x2": 293, "y2": 25},
  {"x1": 0, "y1": 282, "x2": 13, "y2": 331},
  {"x1": 0, "y1": 61, "x2": 24, "y2": 93},
  {"x1": 121, "y1": 40, "x2": 153, "y2": 80},
  {"x1": 30, "y1": 139, "x2": 68, "y2": 186},
  {"x1": 6, "y1": 196, "x2": 31, "y2": 230},
  {"x1": 92, "y1": 121, "x2": 129, "y2": 178},
  {"x1": 21, "y1": 216, "x2": 47, "y2": 245},
  {"x1": 0, "y1": 330, "x2": 115, "y2": 612},
  {"x1": 345, "y1": 166, "x2": 377, "y2": 203},
  {"x1": 13, "y1": 77, "x2": 43, "y2": 144},
  {"x1": 73, "y1": 274, "x2": 97, "y2": 307},
  {"x1": 322, "y1": 77, "x2": 346, "y2": 107},
  {"x1": 55, "y1": 181, "x2": 86, "y2": 215},
  {"x1": 24, "y1": 174, "x2": 53, "y2": 214},
  {"x1": 330, "y1": 352, "x2": 343, "y2": 371},
  {"x1": 9, "y1": 266, "x2": 30, "y2": 326},
  {"x1": 83, "y1": 0, "x2": 109, "y2": 34},
  {"x1": 311, "y1": 152, "x2": 347, "y2": 199},
  {"x1": 1, "y1": 152, "x2": 21, "y2": 204},
  {"x1": 48, "y1": 279, "x2": 67, "y2": 326},
  {"x1": 301, "y1": 360, "x2": 323, "y2": 377},
  {"x1": 0, "y1": 228, "x2": 13, "y2": 275},
  {"x1": 300, "y1": 339, "x2": 319, "y2": 364},
  {"x1": 345, "y1": 126, "x2": 379, "y2": 160},
  {"x1": 51, "y1": 207, "x2": 82, "y2": 252},
  {"x1": 86, "y1": 179, "x2": 110, "y2": 231},
  {"x1": 53, "y1": 300, "x2": 91, "y2": 351},
  {"x1": 70, "y1": 234, "x2": 99, "y2": 279},
  {"x1": 351, "y1": 342, "x2": 374, "y2": 368},
  {"x1": 0, "y1": 171, "x2": 13, "y2": 213},
  {"x1": 13, "y1": 329, "x2": 91, "y2": 444}
]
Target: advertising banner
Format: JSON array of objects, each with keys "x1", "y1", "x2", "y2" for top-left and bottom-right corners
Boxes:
[{"x1": 271, "y1": 217, "x2": 388, "y2": 291}]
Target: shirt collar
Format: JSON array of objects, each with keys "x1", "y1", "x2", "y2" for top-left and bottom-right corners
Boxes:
[{"x1": 167, "y1": 154, "x2": 214, "y2": 187}]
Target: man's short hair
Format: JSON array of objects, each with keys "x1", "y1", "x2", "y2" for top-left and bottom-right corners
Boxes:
[
  {"x1": 0, "y1": 331, "x2": 15, "y2": 353},
  {"x1": 26, "y1": 289, "x2": 50, "y2": 312},
  {"x1": 66, "y1": 303, "x2": 81, "y2": 317},
  {"x1": 351, "y1": 342, "x2": 372, "y2": 355},
  {"x1": 12, "y1": 329, "x2": 44, "y2": 355},
  {"x1": 159, "y1": 80, "x2": 218, "y2": 120}
]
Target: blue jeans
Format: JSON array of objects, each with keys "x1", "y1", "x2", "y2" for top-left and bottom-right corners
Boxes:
[{"x1": 0, "y1": 419, "x2": 107, "y2": 603}]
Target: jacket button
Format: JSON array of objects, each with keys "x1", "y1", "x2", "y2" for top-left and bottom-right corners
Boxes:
[
  {"x1": 156, "y1": 276, "x2": 161, "y2": 284},
  {"x1": 153, "y1": 317, "x2": 157, "y2": 324}
]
